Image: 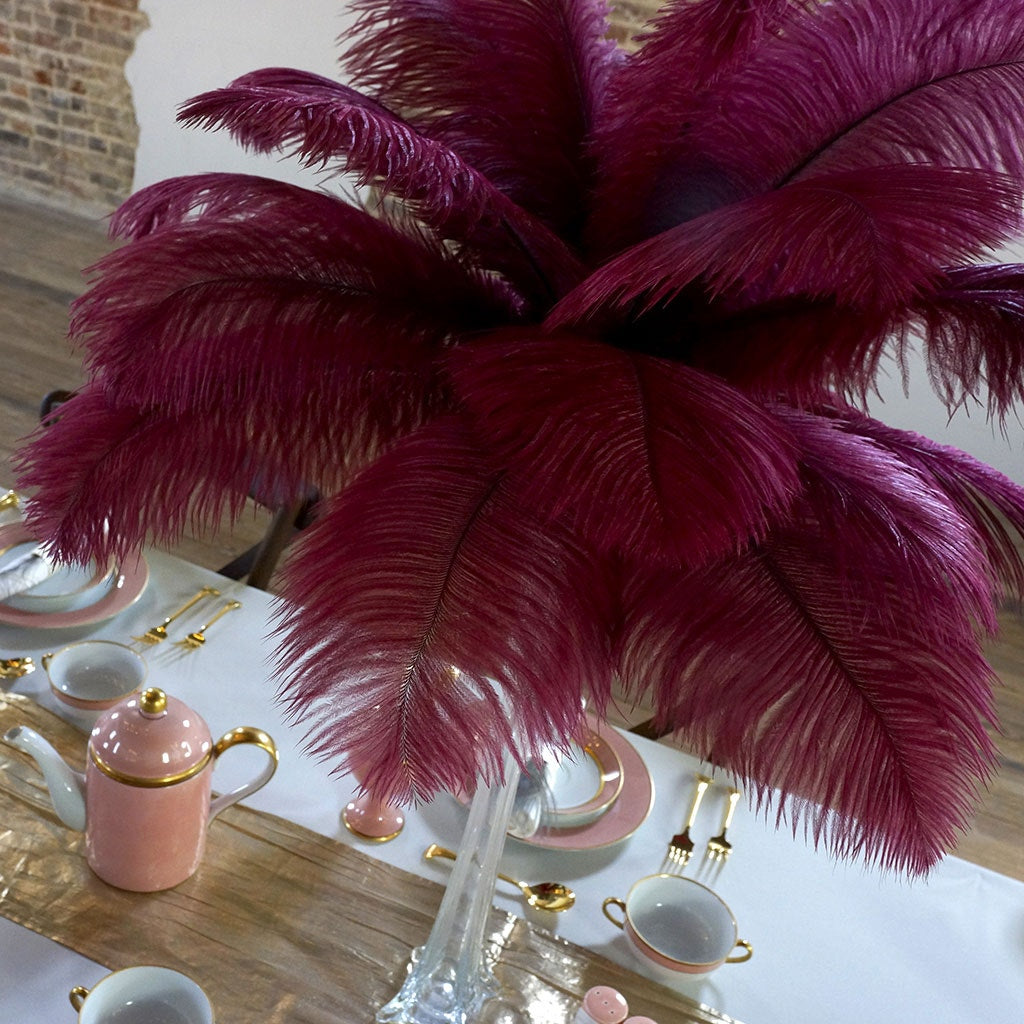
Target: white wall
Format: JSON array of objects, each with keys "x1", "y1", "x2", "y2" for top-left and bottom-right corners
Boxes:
[
  {"x1": 865, "y1": 240, "x2": 1024, "y2": 483},
  {"x1": 130, "y1": 1, "x2": 350, "y2": 191},
  {"x1": 127, "y1": 0, "x2": 1024, "y2": 484},
  {"x1": 867, "y1": 355, "x2": 1024, "y2": 484}
]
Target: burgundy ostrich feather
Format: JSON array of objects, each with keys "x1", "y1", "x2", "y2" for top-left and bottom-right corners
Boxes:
[
  {"x1": 678, "y1": 261, "x2": 1024, "y2": 409},
  {"x1": 67, "y1": 182, "x2": 515, "y2": 480},
  {"x1": 771, "y1": 406, "x2": 997, "y2": 634},
  {"x1": 824, "y1": 405, "x2": 1024, "y2": 596},
  {"x1": 344, "y1": 0, "x2": 619, "y2": 243},
  {"x1": 15, "y1": 386, "x2": 264, "y2": 568},
  {"x1": 549, "y1": 165, "x2": 1024, "y2": 328},
  {"x1": 589, "y1": 0, "x2": 806, "y2": 252},
  {"x1": 616, "y1": 406, "x2": 1012, "y2": 872},
  {"x1": 909, "y1": 264, "x2": 1024, "y2": 415},
  {"x1": 17, "y1": 0, "x2": 1024, "y2": 874},
  {"x1": 450, "y1": 332, "x2": 800, "y2": 566},
  {"x1": 178, "y1": 70, "x2": 583, "y2": 304},
  {"x1": 616, "y1": 540, "x2": 997, "y2": 875},
  {"x1": 275, "y1": 417, "x2": 614, "y2": 802},
  {"x1": 674, "y1": 0, "x2": 1024, "y2": 199}
]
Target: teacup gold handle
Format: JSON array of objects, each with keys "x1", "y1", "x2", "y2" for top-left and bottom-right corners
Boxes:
[
  {"x1": 69, "y1": 985, "x2": 90, "y2": 1010},
  {"x1": 726, "y1": 939, "x2": 754, "y2": 963},
  {"x1": 602, "y1": 896, "x2": 627, "y2": 929},
  {"x1": 41, "y1": 652, "x2": 54, "y2": 671}
]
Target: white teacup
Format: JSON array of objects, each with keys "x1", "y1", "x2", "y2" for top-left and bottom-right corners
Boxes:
[
  {"x1": 43, "y1": 640, "x2": 147, "y2": 714},
  {"x1": 69, "y1": 965, "x2": 213, "y2": 1023},
  {"x1": 602, "y1": 874, "x2": 753, "y2": 974}
]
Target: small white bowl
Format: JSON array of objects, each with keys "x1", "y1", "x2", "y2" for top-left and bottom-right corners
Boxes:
[{"x1": 44, "y1": 640, "x2": 147, "y2": 715}]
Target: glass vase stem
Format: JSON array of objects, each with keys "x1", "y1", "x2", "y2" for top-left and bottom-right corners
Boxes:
[{"x1": 375, "y1": 758, "x2": 520, "y2": 1024}]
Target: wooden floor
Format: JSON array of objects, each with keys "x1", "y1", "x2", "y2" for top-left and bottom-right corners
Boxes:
[{"x1": 1, "y1": 193, "x2": 1022, "y2": 881}]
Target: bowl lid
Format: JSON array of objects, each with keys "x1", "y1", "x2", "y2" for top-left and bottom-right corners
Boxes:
[{"x1": 89, "y1": 687, "x2": 213, "y2": 785}]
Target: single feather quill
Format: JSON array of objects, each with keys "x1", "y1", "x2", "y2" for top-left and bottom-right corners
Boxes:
[
  {"x1": 178, "y1": 71, "x2": 584, "y2": 303},
  {"x1": 450, "y1": 332, "x2": 800, "y2": 565},
  {"x1": 274, "y1": 416, "x2": 614, "y2": 802}
]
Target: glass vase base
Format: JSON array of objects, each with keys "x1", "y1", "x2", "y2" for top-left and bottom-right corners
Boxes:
[
  {"x1": 374, "y1": 950, "x2": 497, "y2": 1024},
  {"x1": 375, "y1": 955, "x2": 527, "y2": 1024}
]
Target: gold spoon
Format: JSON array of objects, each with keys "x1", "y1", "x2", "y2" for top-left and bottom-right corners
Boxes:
[
  {"x1": 132, "y1": 585, "x2": 220, "y2": 645},
  {"x1": 424, "y1": 843, "x2": 576, "y2": 912},
  {"x1": 0, "y1": 657, "x2": 35, "y2": 680},
  {"x1": 174, "y1": 599, "x2": 242, "y2": 650}
]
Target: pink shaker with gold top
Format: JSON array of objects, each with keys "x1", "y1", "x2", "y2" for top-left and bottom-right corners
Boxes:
[{"x1": 4, "y1": 686, "x2": 278, "y2": 892}]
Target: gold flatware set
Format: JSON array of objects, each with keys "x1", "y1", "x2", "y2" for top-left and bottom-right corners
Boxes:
[
  {"x1": 132, "y1": 587, "x2": 241, "y2": 652},
  {"x1": 174, "y1": 600, "x2": 241, "y2": 650},
  {"x1": 132, "y1": 585, "x2": 220, "y2": 645},
  {"x1": 664, "y1": 774, "x2": 741, "y2": 883}
]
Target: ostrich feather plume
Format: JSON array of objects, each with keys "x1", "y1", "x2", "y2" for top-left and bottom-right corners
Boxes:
[{"x1": 17, "y1": 0, "x2": 1024, "y2": 874}]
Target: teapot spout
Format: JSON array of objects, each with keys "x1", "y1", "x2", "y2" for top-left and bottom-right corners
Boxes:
[{"x1": 3, "y1": 725, "x2": 86, "y2": 831}]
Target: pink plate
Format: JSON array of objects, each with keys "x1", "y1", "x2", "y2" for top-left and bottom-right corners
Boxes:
[
  {"x1": 0, "y1": 524, "x2": 148, "y2": 629},
  {"x1": 518, "y1": 718, "x2": 654, "y2": 851}
]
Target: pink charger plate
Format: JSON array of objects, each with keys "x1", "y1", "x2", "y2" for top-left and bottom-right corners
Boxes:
[{"x1": 0, "y1": 523, "x2": 148, "y2": 629}]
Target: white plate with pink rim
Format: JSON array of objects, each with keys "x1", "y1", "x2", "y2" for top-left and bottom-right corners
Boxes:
[
  {"x1": 519, "y1": 716, "x2": 654, "y2": 851},
  {"x1": 456, "y1": 715, "x2": 654, "y2": 851},
  {"x1": 0, "y1": 522, "x2": 148, "y2": 629}
]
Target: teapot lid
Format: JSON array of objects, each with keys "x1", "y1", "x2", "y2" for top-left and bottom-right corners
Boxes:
[{"x1": 89, "y1": 687, "x2": 213, "y2": 785}]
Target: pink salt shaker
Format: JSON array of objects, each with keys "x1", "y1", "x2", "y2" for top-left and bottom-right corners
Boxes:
[{"x1": 575, "y1": 986, "x2": 629, "y2": 1024}]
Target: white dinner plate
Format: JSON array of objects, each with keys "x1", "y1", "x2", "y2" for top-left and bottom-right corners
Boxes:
[
  {"x1": 538, "y1": 729, "x2": 624, "y2": 830},
  {"x1": 519, "y1": 717, "x2": 654, "y2": 851},
  {"x1": 0, "y1": 524, "x2": 114, "y2": 614},
  {"x1": 0, "y1": 523, "x2": 148, "y2": 629}
]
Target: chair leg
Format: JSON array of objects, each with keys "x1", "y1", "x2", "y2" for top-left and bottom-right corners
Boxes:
[{"x1": 244, "y1": 498, "x2": 309, "y2": 591}]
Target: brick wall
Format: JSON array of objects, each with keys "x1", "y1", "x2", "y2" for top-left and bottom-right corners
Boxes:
[
  {"x1": 0, "y1": 1, "x2": 659, "y2": 218},
  {"x1": 0, "y1": 0, "x2": 147, "y2": 217}
]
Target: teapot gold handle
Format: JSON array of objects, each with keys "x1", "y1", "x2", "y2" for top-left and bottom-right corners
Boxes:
[{"x1": 207, "y1": 727, "x2": 278, "y2": 822}]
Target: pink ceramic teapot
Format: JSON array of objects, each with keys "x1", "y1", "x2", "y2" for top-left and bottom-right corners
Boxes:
[{"x1": 3, "y1": 686, "x2": 278, "y2": 892}]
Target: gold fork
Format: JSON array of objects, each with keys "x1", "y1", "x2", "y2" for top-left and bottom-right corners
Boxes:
[
  {"x1": 132, "y1": 585, "x2": 220, "y2": 645},
  {"x1": 174, "y1": 599, "x2": 242, "y2": 650},
  {"x1": 697, "y1": 786, "x2": 741, "y2": 883},
  {"x1": 663, "y1": 773, "x2": 712, "y2": 874}
]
